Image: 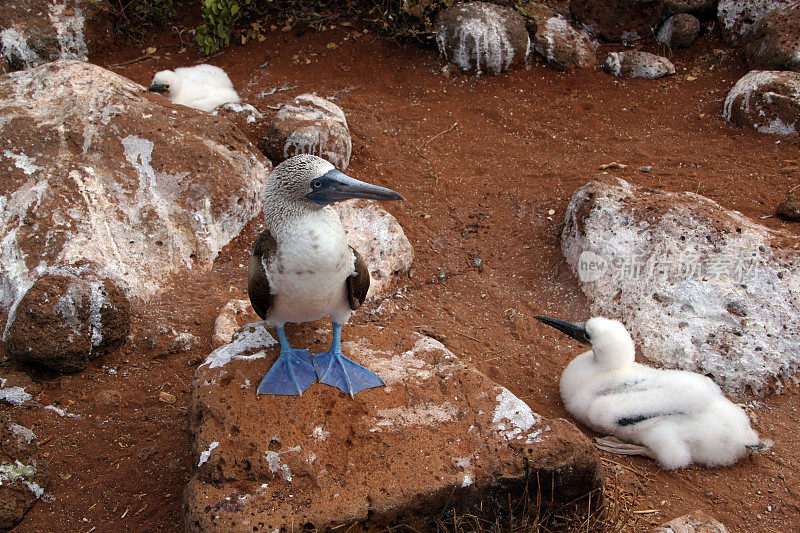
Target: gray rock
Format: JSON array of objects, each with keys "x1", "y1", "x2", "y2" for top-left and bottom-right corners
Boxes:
[
  {"x1": 743, "y1": 3, "x2": 800, "y2": 72},
  {"x1": 657, "y1": 13, "x2": 701, "y2": 48},
  {"x1": 0, "y1": 60, "x2": 270, "y2": 336},
  {"x1": 436, "y1": 2, "x2": 530, "y2": 75},
  {"x1": 653, "y1": 510, "x2": 729, "y2": 532},
  {"x1": 0, "y1": 416, "x2": 49, "y2": 530},
  {"x1": 262, "y1": 94, "x2": 351, "y2": 170},
  {"x1": 717, "y1": 0, "x2": 795, "y2": 47},
  {"x1": 723, "y1": 70, "x2": 800, "y2": 135},
  {"x1": 527, "y1": 4, "x2": 597, "y2": 71},
  {"x1": 570, "y1": 0, "x2": 666, "y2": 43},
  {"x1": 333, "y1": 200, "x2": 415, "y2": 297},
  {"x1": 185, "y1": 327, "x2": 602, "y2": 531},
  {"x1": 562, "y1": 178, "x2": 800, "y2": 396},
  {"x1": 0, "y1": 0, "x2": 113, "y2": 70},
  {"x1": 603, "y1": 51, "x2": 676, "y2": 79},
  {"x1": 5, "y1": 270, "x2": 129, "y2": 372}
]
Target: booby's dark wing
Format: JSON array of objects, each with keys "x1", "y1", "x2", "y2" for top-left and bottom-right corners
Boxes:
[
  {"x1": 248, "y1": 229, "x2": 277, "y2": 319},
  {"x1": 346, "y1": 246, "x2": 370, "y2": 310}
]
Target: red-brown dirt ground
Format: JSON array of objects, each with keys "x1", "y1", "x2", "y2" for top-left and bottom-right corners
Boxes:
[{"x1": 3, "y1": 10, "x2": 799, "y2": 533}]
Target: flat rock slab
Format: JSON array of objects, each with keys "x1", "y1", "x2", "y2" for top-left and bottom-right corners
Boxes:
[{"x1": 185, "y1": 323, "x2": 601, "y2": 531}]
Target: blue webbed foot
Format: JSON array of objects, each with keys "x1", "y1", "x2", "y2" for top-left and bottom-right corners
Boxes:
[
  {"x1": 258, "y1": 327, "x2": 316, "y2": 396},
  {"x1": 313, "y1": 322, "x2": 385, "y2": 397},
  {"x1": 313, "y1": 350, "x2": 385, "y2": 397}
]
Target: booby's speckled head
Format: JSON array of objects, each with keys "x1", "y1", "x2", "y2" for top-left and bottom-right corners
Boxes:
[
  {"x1": 268, "y1": 154, "x2": 404, "y2": 207},
  {"x1": 536, "y1": 316, "x2": 635, "y2": 369},
  {"x1": 148, "y1": 70, "x2": 179, "y2": 96}
]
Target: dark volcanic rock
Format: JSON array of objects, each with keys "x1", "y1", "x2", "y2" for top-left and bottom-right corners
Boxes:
[
  {"x1": 5, "y1": 270, "x2": 129, "y2": 372},
  {"x1": 526, "y1": 3, "x2": 597, "y2": 71},
  {"x1": 603, "y1": 51, "x2": 676, "y2": 79},
  {"x1": 743, "y1": 3, "x2": 800, "y2": 72},
  {"x1": 723, "y1": 70, "x2": 800, "y2": 135},
  {"x1": 657, "y1": 13, "x2": 701, "y2": 48},
  {"x1": 570, "y1": 0, "x2": 666, "y2": 43},
  {"x1": 261, "y1": 94, "x2": 351, "y2": 170},
  {"x1": 436, "y1": 2, "x2": 530, "y2": 74},
  {"x1": 0, "y1": 416, "x2": 49, "y2": 530},
  {"x1": 717, "y1": 0, "x2": 795, "y2": 47},
  {"x1": 777, "y1": 195, "x2": 800, "y2": 221},
  {"x1": 184, "y1": 324, "x2": 603, "y2": 531}
]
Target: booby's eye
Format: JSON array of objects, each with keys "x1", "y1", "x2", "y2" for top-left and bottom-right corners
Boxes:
[{"x1": 312, "y1": 180, "x2": 322, "y2": 189}]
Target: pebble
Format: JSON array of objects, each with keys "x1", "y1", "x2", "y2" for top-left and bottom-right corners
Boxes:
[
  {"x1": 94, "y1": 389, "x2": 122, "y2": 407},
  {"x1": 138, "y1": 446, "x2": 157, "y2": 460},
  {"x1": 158, "y1": 391, "x2": 177, "y2": 404},
  {"x1": 776, "y1": 195, "x2": 800, "y2": 222},
  {"x1": 638, "y1": 166, "x2": 653, "y2": 173}
]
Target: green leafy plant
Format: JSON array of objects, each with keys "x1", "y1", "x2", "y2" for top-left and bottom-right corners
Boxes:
[{"x1": 196, "y1": 0, "x2": 253, "y2": 54}]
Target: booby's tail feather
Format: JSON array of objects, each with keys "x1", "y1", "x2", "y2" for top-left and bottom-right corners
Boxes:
[
  {"x1": 257, "y1": 348, "x2": 317, "y2": 396},
  {"x1": 313, "y1": 351, "x2": 385, "y2": 397},
  {"x1": 746, "y1": 439, "x2": 774, "y2": 453}
]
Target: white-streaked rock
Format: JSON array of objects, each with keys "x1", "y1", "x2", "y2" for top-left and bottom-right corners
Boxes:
[
  {"x1": 263, "y1": 94, "x2": 351, "y2": 170},
  {"x1": 0, "y1": 60, "x2": 269, "y2": 334},
  {"x1": 561, "y1": 178, "x2": 800, "y2": 396},
  {"x1": 723, "y1": 70, "x2": 800, "y2": 135},
  {"x1": 717, "y1": 0, "x2": 794, "y2": 46},
  {"x1": 436, "y1": 2, "x2": 530, "y2": 75},
  {"x1": 603, "y1": 51, "x2": 676, "y2": 79}
]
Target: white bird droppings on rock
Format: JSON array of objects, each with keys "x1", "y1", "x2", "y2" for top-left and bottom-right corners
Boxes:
[
  {"x1": 492, "y1": 388, "x2": 543, "y2": 444},
  {"x1": 723, "y1": 70, "x2": 800, "y2": 135},
  {"x1": 198, "y1": 441, "x2": 219, "y2": 467},
  {"x1": 202, "y1": 322, "x2": 276, "y2": 369}
]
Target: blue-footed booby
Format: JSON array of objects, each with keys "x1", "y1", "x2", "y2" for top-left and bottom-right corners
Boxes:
[
  {"x1": 249, "y1": 155, "x2": 403, "y2": 397},
  {"x1": 536, "y1": 316, "x2": 769, "y2": 469},
  {"x1": 147, "y1": 64, "x2": 240, "y2": 112}
]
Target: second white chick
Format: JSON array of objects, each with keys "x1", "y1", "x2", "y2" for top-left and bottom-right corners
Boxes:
[
  {"x1": 148, "y1": 64, "x2": 240, "y2": 112},
  {"x1": 536, "y1": 316, "x2": 768, "y2": 470}
]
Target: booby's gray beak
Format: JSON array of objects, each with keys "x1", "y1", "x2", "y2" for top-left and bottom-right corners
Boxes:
[
  {"x1": 306, "y1": 169, "x2": 404, "y2": 206},
  {"x1": 535, "y1": 316, "x2": 591, "y2": 346},
  {"x1": 148, "y1": 82, "x2": 168, "y2": 93}
]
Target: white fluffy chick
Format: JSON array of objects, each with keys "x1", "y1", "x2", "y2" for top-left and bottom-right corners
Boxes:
[
  {"x1": 148, "y1": 64, "x2": 240, "y2": 112},
  {"x1": 536, "y1": 316, "x2": 769, "y2": 469}
]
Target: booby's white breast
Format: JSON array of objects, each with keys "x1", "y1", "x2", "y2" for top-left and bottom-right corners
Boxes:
[{"x1": 265, "y1": 207, "x2": 355, "y2": 326}]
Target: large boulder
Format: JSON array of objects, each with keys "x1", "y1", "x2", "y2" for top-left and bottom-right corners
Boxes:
[
  {"x1": 570, "y1": 0, "x2": 666, "y2": 43},
  {"x1": 716, "y1": 0, "x2": 795, "y2": 47},
  {"x1": 4, "y1": 270, "x2": 129, "y2": 372},
  {"x1": 333, "y1": 200, "x2": 414, "y2": 298},
  {"x1": 743, "y1": 3, "x2": 800, "y2": 72},
  {"x1": 526, "y1": 4, "x2": 597, "y2": 72},
  {"x1": 0, "y1": 60, "x2": 269, "y2": 340},
  {"x1": 663, "y1": 0, "x2": 716, "y2": 16},
  {"x1": 0, "y1": 0, "x2": 113, "y2": 70},
  {"x1": 723, "y1": 70, "x2": 800, "y2": 135},
  {"x1": 261, "y1": 94, "x2": 351, "y2": 170},
  {"x1": 0, "y1": 417, "x2": 49, "y2": 530},
  {"x1": 603, "y1": 51, "x2": 676, "y2": 79},
  {"x1": 184, "y1": 324, "x2": 603, "y2": 531},
  {"x1": 561, "y1": 178, "x2": 800, "y2": 396},
  {"x1": 436, "y1": 2, "x2": 530, "y2": 75}
]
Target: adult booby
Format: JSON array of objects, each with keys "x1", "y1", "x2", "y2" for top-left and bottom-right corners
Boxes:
[
  {"x1": 147, "y1": 64, "x2": 240, "y2": 112},
  {"x1": 249, "y1": 155, "x2": 403, "y2": 397},
  {"x1": 536, "y1": 316, "x2": 768, "y2": 469}
]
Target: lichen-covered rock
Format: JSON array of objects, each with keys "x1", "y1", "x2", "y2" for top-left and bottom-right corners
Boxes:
[
  {"x1": 0, "y1": 0, "x2": 113, "y2": 70},
  {"x1": 656, "y1": 13, "x2": 701, "y2": 48},
  {"x1": 570, "y1": 0, "x2": 665, "y2": 43},
  {"x1": 777, "y1": 195, "x2": 800, "y2": 221},
  {"x1": 184, "y1": 325, "x2": 602, "y2": 532},
  {"x1": 527, "y1": 4, "x2": 597, "y2": 72},
  {"x1": 743, "y1": 3, "x2": 800, "y2": 72},
  {"x1": 562, "y1": 178, "x2": 800, "y2": 396},
  {"x1": 723, "y1": 70, "x2": 800, "y2": 135},
  {"x1": 262, "y1": 94, "x2": 351, "y2": 170},
  {"x1": 333, "y1": 199, "x2": 414, "y2": 297},
  {"x1": 0, "y1": 60, "x2": 269, "y2": 334},
  {"x1": 0, "y1": 371, "x2": 40, "y2": 406},
  {"x1": 603, "y1": 51, "x2": 676, "y2": 79},
  {"x1": 0, "y1": 416, "x2": 49, "y2": 530},
  {"x1": 717, "y1": 0, "x2": 795, "y2": 47},
  {"x1": 5, "y1": 269, "x2": 129, "y2": 372},
  {"x1": 436, "y1": 2, "x2": 530, "y2": 75}
]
